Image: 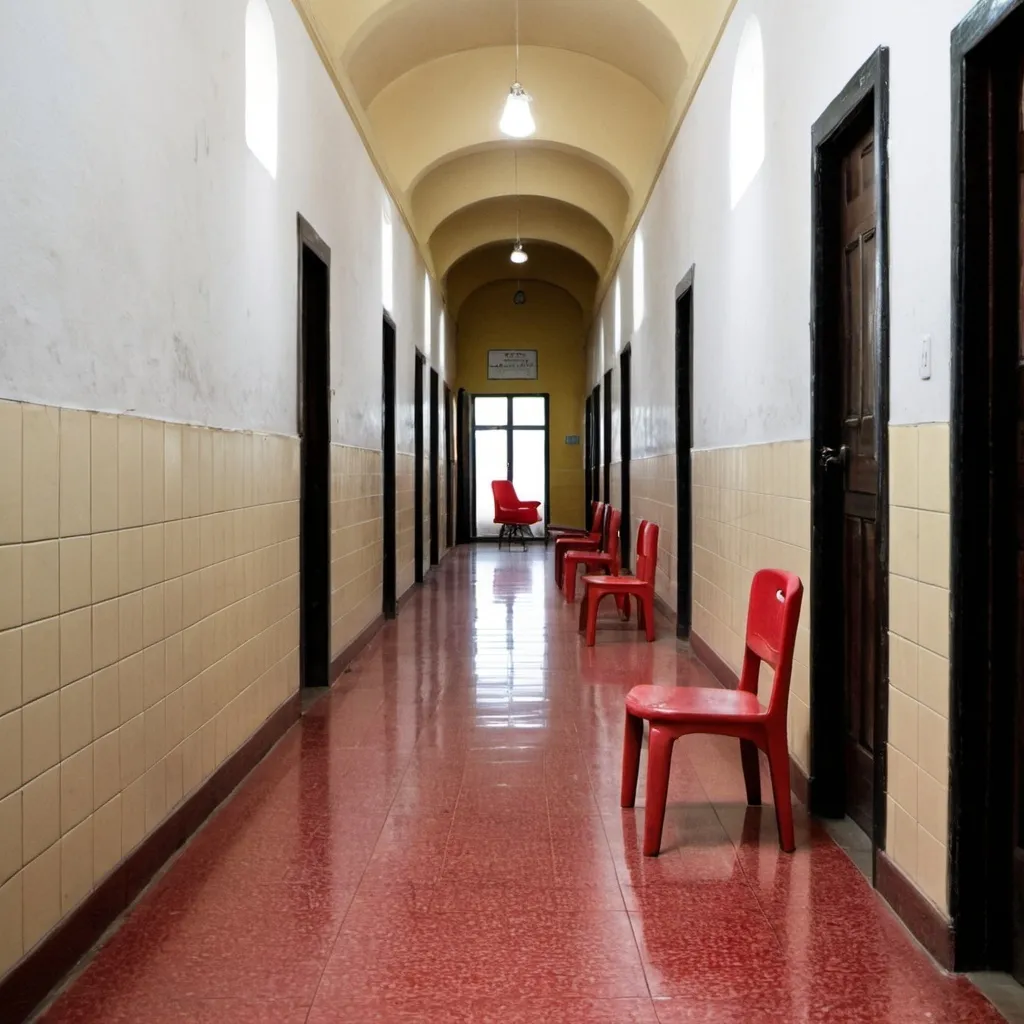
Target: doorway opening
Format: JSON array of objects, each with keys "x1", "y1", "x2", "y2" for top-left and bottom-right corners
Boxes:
[
  {"x1": 591, "y1": 383, "x2": 602, "y2": 506},
  {"x1": 675, "y1": 273, "x2": 694, "y2": 639},
  {"x1": 414, "y1": 351, "x2": 426, "y2": 584},
  {"x1": 809, "y1": 49, "x2": 890, "y2": 858},
  {"x1": 949, "y1": 0, "x2": 1024, "y2": 973},
  {"x1": 382, "y1": 314, "x2": 397, "y2": 620},
  {"x1": 430, "y1": 368, "x2": 440, "y2": 566},
  {"x1": 445, "y1": 384, "x2": 455, "y2": 550},
  {"x1": 621, "y1": 345, "x2": 633, "y2": 569},
  {"x1": 603, "y1": 369, "x2": 613, "y2": 504},
  {"x1": 584, "y1": 394, "x2": 596, "y2": 516},
  {"x1": 297, "y1": 215, "x2": 331, "y2": 689},
  {"x1": 470, "y1": 394, "x2": 550, "y2": 540}
]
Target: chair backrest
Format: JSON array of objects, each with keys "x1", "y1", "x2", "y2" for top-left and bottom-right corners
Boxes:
[
  {"x1": 603, "y1": 508, "x2": 622, "y2": 570},
  {"x1": 634, "y1": 521, "x2": 659, "y2": 584},
  {"x1": 738, "y1": 569, "x2": 804, "y2": 720},
  {"x1": 492, "y1": 480, "x2": 516, "y2": 514},
  {"x1": 589, "y1": 502, "x2": 606, "y2": 541}
]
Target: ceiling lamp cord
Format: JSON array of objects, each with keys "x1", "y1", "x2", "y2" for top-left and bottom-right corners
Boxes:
[
  {"x1": 511, "y1": 149, "x2": 528, "y2": 264},
  {"x1": 500, "y1": 0, "x2": 535, "y2": 139}
]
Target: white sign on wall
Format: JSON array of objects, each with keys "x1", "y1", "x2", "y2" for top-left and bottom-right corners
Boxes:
[{"x1": 487, "y1": 349, "x2": 538, "y2": 380}]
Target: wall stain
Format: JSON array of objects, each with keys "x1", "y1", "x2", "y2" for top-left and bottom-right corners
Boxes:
[{"x1": 173, "y1": 332, "x2": 204, "y2": 403}]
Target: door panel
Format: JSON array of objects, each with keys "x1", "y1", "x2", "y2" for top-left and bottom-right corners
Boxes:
[{"x1": 840, "y1": 129, "x2": 879, "y2": 835}]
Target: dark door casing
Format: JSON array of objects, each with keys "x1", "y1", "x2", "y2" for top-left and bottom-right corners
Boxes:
[
  {"x1": 603, "y1": 370, "x2": 613, "y2": 505},
  {"x1": 430, "y1": 368, "x2": 440, "y2": 566},
  {"x1": 620, "y1": 345, "x2": 632, "y2": 569},
  {"x1": 675, "y1": 276, "x2": 694, "y2": 640},
  {"x1": 445, "y1": 384, "x2": 455, "y2": 550},
  {"x1": 297, "y1": 216, "x2": 332, "y2": 688},
  {"x1": 382, "y1": 315, "x2": 397, "y2": 619},
  {"x1": 414, "y1": 351, "x2": 426, "y2": 584}
]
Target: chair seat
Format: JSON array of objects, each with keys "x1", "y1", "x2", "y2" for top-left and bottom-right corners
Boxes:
[
  {"x1": 495, "y1": 510, "x2": 540, "y2": 526},
  {"x1": 581, "y1": 573, "x2": 644, "y2": 587},
  {"x1": 625, "y1": 685, "x2": 765, "y2": 723},
  {"x1": 567, "y1": 551, "x2": 612, "y2": 563}
]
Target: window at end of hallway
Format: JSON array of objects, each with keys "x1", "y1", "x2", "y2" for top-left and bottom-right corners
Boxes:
[
  {"x1": 245, "y1": 0, "x2": 278, "y2": 179},
  {"x1": 729, "y1": 14, "x2": 765, "y2": 210},
  {"x1": 382, "y1": 205, "x2": 394, "y2": 313},
  {"x1": 633, "y1": 233, "x2": 645, "y2": 334}
]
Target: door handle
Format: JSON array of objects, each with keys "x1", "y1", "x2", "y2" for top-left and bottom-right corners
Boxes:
[{"x1": 819, "y1": 445, "x2": 848, "y2": 469}]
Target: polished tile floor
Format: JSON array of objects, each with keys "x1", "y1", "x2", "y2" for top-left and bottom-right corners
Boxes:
[{"x1": 38, "y1": 547, "x2": 1005, "y2": 1022}]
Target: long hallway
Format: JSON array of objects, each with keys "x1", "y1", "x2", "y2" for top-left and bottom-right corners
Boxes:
[{"x1": 35, "y1": 547, "x2": 1000, "y2": 1023}]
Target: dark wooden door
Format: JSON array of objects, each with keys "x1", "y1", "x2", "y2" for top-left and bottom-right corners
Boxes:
[
  {"x1": 382, "y1": 316, "x2": 397, "y2": 619},
  {"x1": 620, "y1": 346, "x2": 632, "y2": 568},
  {"x1": 839, "y1": 128, "x2": 880, "y2": 835}
]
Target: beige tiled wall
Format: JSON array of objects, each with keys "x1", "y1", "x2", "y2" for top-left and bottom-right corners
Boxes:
[
  {"x1": 691, "y1": 442, "x2": 812, "y2": 770},
  {"x1": 631, "y1": 454, "x2": 677, "y2": 609},
  {"x1": 397, "y1": 453, "x2": 416, "y2": 597},
  {"x1": 330, "y1": 446, "x2": 382, "y2": 658},
  {"x1": 0, "y1": 401, "x2": 300, "y2": 979},
  {"x1": 885, "y1": 424, "x2": 950, "y2": 913}
]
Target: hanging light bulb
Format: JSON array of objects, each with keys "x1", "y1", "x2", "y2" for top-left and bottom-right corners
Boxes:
[
  {"x1": 510, "y1": 241, "x2": 528, "y2": 264},
  {"x1": 500, "y1": 1, "x2": 535, "y2": 139}
]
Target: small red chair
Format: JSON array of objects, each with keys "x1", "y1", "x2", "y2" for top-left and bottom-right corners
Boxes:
[
  {"x1": 547, "y1": 502, "x2": 598, "y2": 545},
  {"x1": 553, "y1": 502, "x2": 606, "y2": 587},
  {"x1": 621, "y1": 569, "x2": 804, "y2": 856},
  {"x1": 563, "y1": 508, "x2": 622, "y2": 602},
  {"x1": 578, "y1": 521, "x2": 659, "y2": 646},
  {"x1": 491, "y1": 480, "x2": 541, "y2": 550}
]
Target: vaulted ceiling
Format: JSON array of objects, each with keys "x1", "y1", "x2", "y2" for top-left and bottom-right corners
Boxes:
[{"x1": 296, "y1": 0, "x2": 735, "y2": 314}]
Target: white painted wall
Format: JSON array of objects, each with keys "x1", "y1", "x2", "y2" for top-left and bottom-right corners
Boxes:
[
  {"x1": 0, "y1": 0, "x2": 449, "y2": 450},
  {"x1": 591, "y1": 0, "x2": 977, "y2": 457}
]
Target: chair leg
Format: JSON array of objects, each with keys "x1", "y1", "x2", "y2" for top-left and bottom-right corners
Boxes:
[
  {"x1": 585, "y1": 590, "x2": 603, "y2": 646},
  {"x1": 621, "y1": 594, "x2": 631, "y2": 621},
  {"x1": 642, "y1": 595, "x2": 656, "y2": 642},
  {"x1": 643, "y1": 726, "x2": 676, "y2": 856},
  {"x1": 621, "y1": 712, "x2": 644, "y2": 808},
  {"x1": 766, "y1": 731, "x2": 795, "y2": 853},
  {"x1": 565, "y1": 563, "x2": 577, "y2": 602},
  {"x1": 636, "y1": 599, "x2": 645, "y2": 631},
  {"x1": 578, "y1": 590, "x2": 587, "y2": 632},
  {"x1": 555, "y1": 547, "x2": 564, "y2": 587},
  {"x1": 739, "y1": 739, "x2": 762, "y2": 806}
]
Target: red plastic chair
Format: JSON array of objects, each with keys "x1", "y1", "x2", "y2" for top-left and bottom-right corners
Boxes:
[
  {"x1": 563, "y1": 508, "x2": 622, "y2": 602},
  {"x1": 491, "y1": 480, "x2": 541, "y2": 550},
  {"x1": 554, "y1": 502, "x2": 606, "y2": 586},
  {"x1": 547, "y1": 502, "x2": 598, "y2": 545},
  {"x1": 621, "y1": 569, "x2": 804, "y2": 856},
  {"x1": 578, "y1": 521, "x2": 659, "y2": 646}
]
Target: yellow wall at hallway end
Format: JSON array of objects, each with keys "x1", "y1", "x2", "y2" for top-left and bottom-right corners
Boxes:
[{"x1": 455, "y1": 280, "x2": 587, "y2": 529}]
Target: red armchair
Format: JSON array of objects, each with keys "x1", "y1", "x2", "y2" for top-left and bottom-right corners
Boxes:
[
  {"x1": 563, "y1": 508, "x2": 622, "y2": 603},
  {"x1": 621, "y1": 569, "x2": 804, "y2": 856},
  {"x1": 578, "y1": 521, "x2": 659, "y2": 646},
  {"x1": 491, "y1": 480, "x2": 541, "y2": 550},
  {"x1": 553, "y1": 502, "x2": 606, "y2": 587}
]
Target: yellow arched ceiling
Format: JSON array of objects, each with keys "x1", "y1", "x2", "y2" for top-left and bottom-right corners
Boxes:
[
  {"x1": 298, "y1": 0, "x2": 736, "y2": 307},
  {"x1": 446, "y1": 243, "x2": 598, "y2": 318}
]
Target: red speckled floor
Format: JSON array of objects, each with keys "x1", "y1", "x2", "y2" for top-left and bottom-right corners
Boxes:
[{"x1": 38, "y1": 547, "x2": 1005, "y2": 1022}]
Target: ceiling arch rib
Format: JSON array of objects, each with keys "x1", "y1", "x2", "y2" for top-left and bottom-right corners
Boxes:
[
  {"x1": 368, "y1": 46, "x2": 665, "y2": 196},
  {"x1": 413, "y1": 145, "x2": 629, "y2": 242},
  {"x1": 429, "y1": 196, "x2": 613, "y2": 278},
  {"x1": 445, "y1": 242, "x2": 598, "y2": 318},
  {"x1": 339, "y1": 0, "x2": 687, "y2": 107}
]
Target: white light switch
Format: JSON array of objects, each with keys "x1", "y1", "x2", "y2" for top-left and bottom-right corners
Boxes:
[{"x1": 919, "y1": 336, "x2": 932, "y2": 380}]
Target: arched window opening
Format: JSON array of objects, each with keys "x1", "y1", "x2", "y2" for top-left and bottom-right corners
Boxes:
[
  {"x1": 245, "y1": 0, "x2": 278, "y2": 178},
  {"x1": 633, "y1": 233, "x2": 646, "y2": 333},
  {"x1": 729, "y1": 15, "x2": 765, "y2": 209}
]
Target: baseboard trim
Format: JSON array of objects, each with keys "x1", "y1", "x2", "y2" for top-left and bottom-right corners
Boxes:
[
  {"x1": 0, "y1": 692, "x2": 302, "y2": 1024},
  {"x1": 330, "y1": 613, "x2": 385, "y2": 685},
  {"x1": 653, "y1": 593, "x2": 676, "y2": 625},
  {"x1": 876, "y1": 851, "x2": 954, "y2": 970},
  {"x1": 690, "y1": 630, "x2": 739, "y2": 690}
]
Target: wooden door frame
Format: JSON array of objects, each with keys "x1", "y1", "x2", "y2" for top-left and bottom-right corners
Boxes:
[
  {"x1": 592, "y1": 383, "x2": 602, "y2": 505},
  {"x1": 603, "y1": 369, "x2": 613, "y2": 505},
  {"x1": 949, "y1": 0, "x2": 1024, "y2": 972},
  {"x1": 382, "y1": 313, "x2": 397, "y2": 619},
  {"x1": 444, "y1": 383, "x2": 455, "y2": 550},
  {"x1": 584, "y1": 394, "x2": 595, "y2": 516},
  {"x1": 456, "y1": 389, "x2": 471, "y2": 544},
  {"x1": 414, "y1": 350, "x2": 426, "y2": 584},
  {"x1": 675, "y1": 269, "x2": 694, "y2": 640},
  {"x1": 429, "y1": 367, "x2": 440, "y2": 566},
  {"x1": 808, "y1": 48, "x2": 891, "y2": 854},
  {"x1": 296, "y1": 214, "x2": 332, "y2": 688},
  {"x1": 620, "y1": 344, "x2": 633, "y2": 569}
]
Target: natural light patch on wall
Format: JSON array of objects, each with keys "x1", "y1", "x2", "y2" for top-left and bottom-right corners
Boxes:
[
  {"x1": 438, "y1": 310, "x2": 446, "y2": 373},
  {"x1": 245, "y1": 0, "x2": 278, "y2": 178},
  {"x1": 423, "y1": 273, "x2": 432, "y2": 355},
  {"x1": 614, "y1": 278, "x2": 622, "y2": 353},
  {"x1": 729, "y1": 15, "x2": 765, "y2": 210},
  {"x1": 382, "y1": 205, "x2": 393, "y2": 313},
  {"x1": 633, "y1": 233, "x2": 645, "y2": 334}
]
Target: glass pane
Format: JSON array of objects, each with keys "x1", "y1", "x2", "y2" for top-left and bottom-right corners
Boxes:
[
  {"x1": 474, "y1": 430, "x2": 508, "y2": 537},
  {"x1": 474, "y1": 396, "x2": 508, "y2": 426},
  {"x1": 512, "y1": 429, "x2": 547, "y2": 532},
  {"x1": 513, "y1": 396, "x2": 546, "y2": 426}
]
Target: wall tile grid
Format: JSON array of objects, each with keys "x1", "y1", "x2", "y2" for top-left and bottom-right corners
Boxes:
[
  {"x1": 0, "y1": 401, "x2": 300, "y2": 978},
  {"x1": 885, "y1": 424, "x2": 951, "y2": 913},
  {"x1": 630, "y1": 455, "x2": 677, "y2": 609},
  {"x1": 330, "y1": 446, "x2": 383, "y2": 658},
  {"x1": 396, "y1": 453, "x2": 416, "y2": 597},
  {"x1": 690, "y1": 442, "x2": 813, "y2": 770}
]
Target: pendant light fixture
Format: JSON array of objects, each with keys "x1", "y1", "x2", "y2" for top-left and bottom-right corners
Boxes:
[
  {"x1": 500, "y1": 0, "x2": 535, "y2": 139},
  {"x1": 510, "y1": 151, "x2": 528, "y2": 264}
]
